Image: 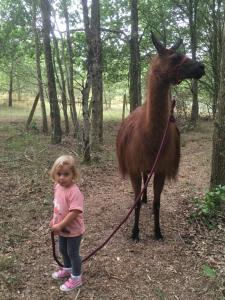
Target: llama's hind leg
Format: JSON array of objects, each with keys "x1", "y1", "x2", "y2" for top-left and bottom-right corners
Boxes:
[
  {"x1": 153, "y1": 172, "x2": 165, "y2": 240},
  {"x1": 130, "y1": 174, "x2": 142, "y2": 242},
  {"x1": 141, "y1": 173, "x2": 148, "y2": 204}
]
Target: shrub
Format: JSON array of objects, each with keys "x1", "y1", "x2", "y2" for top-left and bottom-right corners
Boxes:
[{"x1": 191, "y1": 185, "x2": 225, "y2": 227}]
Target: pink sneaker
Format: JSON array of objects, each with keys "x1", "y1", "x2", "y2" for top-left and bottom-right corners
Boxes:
[
  {"x1": 52, "y1": 268, "x2": 72, "y2": 279},
  {"x1": 60, "y1": 277, "x2": 82, "y2": 292}
]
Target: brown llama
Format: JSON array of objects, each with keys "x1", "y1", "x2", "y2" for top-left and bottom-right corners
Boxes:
[{"x1": 116, "y1": 33, "x2": 205, "y2": 241}]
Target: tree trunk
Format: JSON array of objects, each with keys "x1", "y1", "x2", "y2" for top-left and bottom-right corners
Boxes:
[
  {"x1": 210, "y1": 24, "x2": 225, "y2": 187},
  {"x1": 62, "y1": 0, "x2": 79, "y2": 135},
  {"x1": 82, "y1": 75, "x2": 92, "y2": 163},
  {"x1": 190, "y1": 79, "x2": 198, "y2": 123},
  {"x1": 91, "y1": 0, "x2": 103, "y2": 149},
  {"x1": 26, "y1": 93, "x2": 40, "y2": 129},
  {"x1": 17, "y1": 78, "x2": 21, "y2": 101},
  {"x1": 52, "y1": 32, "x2": 70, "y2": 134},
  {"x1": 56, "y1": 30, "x2": 72, "y2": 133},
  {"x1": 129, "y1": 0, "x2": 141, "y2": 112},
  {"x1": 188, "y1": 0, "x2": 199, "y2": 125},
  {"x1": 32, "y1": 0, "x2": 48, "y2": 133},
  {"x1": 8, "y1": 62, "x2": 13, "y2": 107},
  {"x1": 122, "y1": 93, "x2": 127, "y2": 120},
  {"x1": 210, "y1": 0, "x2": 223, "y2": 118},
  {"x1": 81, "y1": 0, "x2": 92, "y2": 162},
  {"x1": 40, "y1": 0, "x2": 61, "y2": 143}
]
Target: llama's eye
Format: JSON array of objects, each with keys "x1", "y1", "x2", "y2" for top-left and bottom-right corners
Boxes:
[{"x1": 170, "y1": 54, "x2": 181, "y2": 64}]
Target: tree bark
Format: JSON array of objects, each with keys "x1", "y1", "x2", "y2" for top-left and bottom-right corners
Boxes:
[
  {"x1": 190, "y1": 79, "x2": 198, "y2": 123},
  {"x1": 52, "y1": 32, "x2": 70, "y2": 134},
  {"x1": 122, "y1": 93, "x2": 127, "y2": 120},
  {"x1": 40, "y1": 0, "x2": 61, "y2": 143},
  {"x1": 8, "y1": 62, "x2": 13, "y2": 107},
  {"x1": 17, "y1": 78, "x2": 21, "y2": 101},
  {"x1": 32, "y1": 0, "x2": 48, "y2": 133},
  {"x1": 26, "y1": 93, "x2": 40, "y2": 129},
  {"x1": 189, "y1": 0, "x2": 199, "y2": 125},
  {"x1": 82, "y1": 75, "x2": 92, "y2": 162},
  {"x1": 209, "y1": 0, "x2": 223, "y2": 118},
  {"x1": 90, "y1": 0, "x2": 103, "y2": 149},
  {"x1": 62, "y1": 0, "x2": 79, "y2": 135},
  {"x1": 81, "y1": 0, "x2": 92, "y2": 162},
  {"x1": 129, "y1": 0, "x2": 141, "y2": 112},
  {"x1": 210, "y1": 24, "x2": 225, "y2": 187}
]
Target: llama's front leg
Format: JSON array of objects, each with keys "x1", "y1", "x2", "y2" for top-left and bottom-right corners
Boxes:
[
  {"x1": 130, "y1": 175, "x2": 142, "y2": 242},
  {"x1": 141, "y1": 173, "x2": 148, "y2": 204},
  {"x1": 153, "y1": 172, "x2": 165, "y2": 240}
]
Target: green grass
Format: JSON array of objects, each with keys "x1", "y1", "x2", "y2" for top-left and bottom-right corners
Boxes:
[
  {"x1": 0, "y1": 103, "x2": 44, "y2": 119},
  {"x1": 0, "y1": 100, "x2": 128, "y2": 122},
  {"x1": 0, "y1": 121, "x2": 50, "y2": 178},
  {"x1": 0, "y1": 101, "x2": 127, "y2": 172},
  {"x1": 0, "y1": 255, "x2": 16, "y2": 272},
  {"x1": 202, "y1": 264, "x2": 217, "y2": 279}
]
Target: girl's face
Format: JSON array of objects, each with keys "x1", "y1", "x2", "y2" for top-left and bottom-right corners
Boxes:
[{"x1": 55, "y1": 164, "x2": 74, "y2": 187}]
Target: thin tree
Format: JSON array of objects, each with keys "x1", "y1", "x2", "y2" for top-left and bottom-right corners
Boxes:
[
  {"x1": 129, "y1": 0, "x2": 141, "y2": 112},
  {"x1": 61, "y1": 0, "x2": 79, "y2": 135},
  {"x1": 32, "y1": 0, "x2": 48, "y2": 133},
  {"x1": 207, "y1": 0, "x2": 223, "y2": 117},
  {"x1": 210, "y1": 23, "x2": 225, "y2": 187},
  {"x1": 81, "y1": 0, "x2": 92, "y2": 162},
  {"x1": 90, "y1": 0, "x2": 103, "y2": 148},
  {"x1": 40, "y1": 0, "x2": 61, "y2": 143},
  {"x1": 175, "y1": 0, "x2": 201, "y2": 125},
  {"x1": 188, "y1": 0, "x2": 200, "y2": 125},
  {"x1": 8, "y1": 61, "x2": 13, "y2": 107},
  {"x1": 26, "y1": 93, "x2": 40, "y2": 129},
  {"x1": 52, "y1": 31, "x2": 70, "y2": 134}
]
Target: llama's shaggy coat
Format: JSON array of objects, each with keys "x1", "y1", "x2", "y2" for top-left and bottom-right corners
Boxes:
[{"x1": 116, "y1": 34, "x2": 205, "y2": 241}]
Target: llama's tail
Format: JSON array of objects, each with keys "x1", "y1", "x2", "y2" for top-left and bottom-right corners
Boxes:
[
  {"x1": 116, "y1": 127, "x2": 128, "y2": 178},
  {"x1": 165, "y1": 126, "x2": 181, "y2": 180}
]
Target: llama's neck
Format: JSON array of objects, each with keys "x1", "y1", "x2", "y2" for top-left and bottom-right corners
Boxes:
[{"x1": 145, "y1": 71, "x2": 170, "y2": 132}]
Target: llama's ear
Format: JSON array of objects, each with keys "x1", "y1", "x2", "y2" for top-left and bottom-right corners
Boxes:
[
  {"x1": 151, "y1": 32, "x2": 165, "y2": 56},
  {"x1": 170, "y1": 38, "x2": 183, "y2": 51}
]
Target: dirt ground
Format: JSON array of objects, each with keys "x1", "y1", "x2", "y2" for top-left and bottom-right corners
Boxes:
[{"x1": 0, "y1": 119, "x2": 225, "y2": 300}]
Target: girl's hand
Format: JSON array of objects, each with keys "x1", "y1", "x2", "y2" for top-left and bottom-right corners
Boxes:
[{"x1": 51, "y1": 223, "x2": 62, "y2": 234}]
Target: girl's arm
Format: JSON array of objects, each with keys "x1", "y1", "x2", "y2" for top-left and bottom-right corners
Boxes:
[
  {"x1": 51, "y1": 210, "x2": 81, "y2": 233},
  {"x1": 60, "y1": 209, "x2": 80, "y2": 229},
  {"x1": 49, "y1": 219, "x2": 53, "y2": 227}
]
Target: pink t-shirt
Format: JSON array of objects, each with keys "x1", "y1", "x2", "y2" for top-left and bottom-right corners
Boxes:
[{"x1": 53, "y1": 183, "x2": 85, "y2": 237}]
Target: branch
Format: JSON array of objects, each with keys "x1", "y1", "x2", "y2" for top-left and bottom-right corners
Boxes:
[{"x1": 101, "y1": 28, "x2": 129, "y2": 42}]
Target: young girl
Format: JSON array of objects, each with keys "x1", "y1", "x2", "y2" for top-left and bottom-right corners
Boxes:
[{"x1": 49, "y1": 155, "x2": 84, "y2": 292}]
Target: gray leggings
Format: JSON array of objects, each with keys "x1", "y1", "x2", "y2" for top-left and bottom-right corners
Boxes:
[{"x1": 58, "y1": 235, "x2": 82, "y2": 276}]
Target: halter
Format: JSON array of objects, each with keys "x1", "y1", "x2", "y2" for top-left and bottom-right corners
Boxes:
[
  {"x1": 172, "y1": 56, "x2": 189, "y2": 84},
  {"x1": 153, "y1": 55, "x2": 190, "y2": 85}
]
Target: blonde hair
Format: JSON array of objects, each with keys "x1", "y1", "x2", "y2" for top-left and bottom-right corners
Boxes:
[{"x1": 49, "y1": 155, "x2": 79, "y2": 182}]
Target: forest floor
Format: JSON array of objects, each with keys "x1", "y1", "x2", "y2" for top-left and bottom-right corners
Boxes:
[{"x1": 0, "y1": 118, "x2": 225, "y2": 300}]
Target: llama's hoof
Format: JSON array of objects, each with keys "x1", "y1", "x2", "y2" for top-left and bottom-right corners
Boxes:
[
  {"x1": 131, "y1": 231, "x2": 140, "y2": 242},
  {"x1": 141, "y1": 198, "x2": 147, "y2": 204},
  {"x1": 131, "y1": 235, "x2": 140, "y2": 242},
  {"x1": 154, "y1": 232, "x2": 163, "y2": 240}
]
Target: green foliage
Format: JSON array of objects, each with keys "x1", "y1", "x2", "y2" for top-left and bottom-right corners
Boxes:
[
  {"x1": 30, "y1": 120, "x2": 39, "y2": 131},
  {"x1": 0, "y1": 0, "x2": 223, "y2": 117},
  {"x1": 202, "y1": 264, "x2": 217, "y2": 279},
  {"x1": 191, "y1": 185, "x2": 225, "y2": 227},
  {"x1": 0, "y1": 255, "x2": 15, "y2": 272},
  {"x1": 154, "y1": 287, "x2": 166, "y2": 300}
]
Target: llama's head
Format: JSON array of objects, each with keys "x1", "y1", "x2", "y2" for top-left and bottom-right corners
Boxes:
[{"x1": 151, "y1": 33, "x2": 205, "y2": 85}]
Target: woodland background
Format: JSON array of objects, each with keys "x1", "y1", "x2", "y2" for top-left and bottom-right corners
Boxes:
[
  {"x1": 0, "y1": 0, "x2": 225, "y2": 184},
  {"x1": 1, "y1": 1, "x2": 225, "y2": 299}
]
